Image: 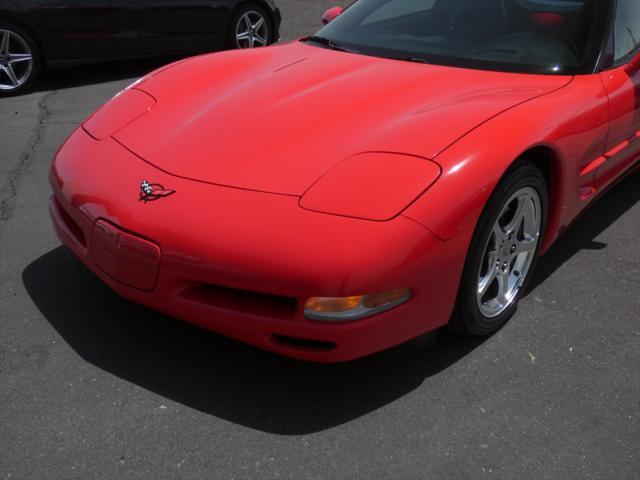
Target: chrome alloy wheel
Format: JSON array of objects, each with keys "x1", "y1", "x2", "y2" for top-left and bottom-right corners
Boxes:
[
  {"x1": 235, "y1": 11, "x2": 269, "y2": 48},
  {"x1": 0, "y1": 29, "x2": 33, "y2": 91},
  {"x1": 476, "y1": 187, "x2": 542, "y2": 318}
]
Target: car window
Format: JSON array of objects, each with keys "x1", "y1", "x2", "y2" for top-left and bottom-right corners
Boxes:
[{"x1": 613, "y1": 0, "x2": 640, "y2": 62}]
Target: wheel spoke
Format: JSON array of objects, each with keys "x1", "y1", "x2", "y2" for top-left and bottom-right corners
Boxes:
[
  {"x1": 496, "y1": 271, "x2": 510, "y2": 306},
  {"x1": 516, "y1": 236, "x2": 537, "y2": 256},
  {"x1": 243, "y1": 14, "x2": 252, "y2": 31},
  {"x1": 503, "y1": 195, "x2": 527, "y2": 234},
  {"x1": 254, "y1": 32, "x2": 267, "y2": 45},
  {"x1": 478, "y1": 252, "x2": 498, "y2": 298},
  {"x1": 1, "y1": 64, "x2": 19, "y2": 86},
  {"x1": 236, "y1": 31, "x2": 251, "y2": 42},
  {"x1": 0, "y1": 31, "x2": 9, "y2": 56},
  {"x1": 521, "y1": 197, "x2": 538, "y2": 237},
  {"x1": 252, "y1": 17, "x2": 265, "y2": 31},
  {"x1": 492, "y1": 223, "x2": 506, "y2": 244},
  {"x1": 8, "y1": 53, "x2": 31, "y2": 64}
]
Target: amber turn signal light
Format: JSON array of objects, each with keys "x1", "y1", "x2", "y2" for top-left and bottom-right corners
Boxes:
[{"x1": 304, "y1": 288, "x2": 411, "y2": 322}]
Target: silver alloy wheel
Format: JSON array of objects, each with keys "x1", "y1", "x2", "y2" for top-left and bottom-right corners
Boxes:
[
  {"x1": 476, "y1": 187, "x2": 542, "y2": 318},
  {"x1": 0, "y1": 29, "x2": 34, "y2": 91},
  {"x1": 235, "y1": 11, "x2": 269, "y2": 48}
]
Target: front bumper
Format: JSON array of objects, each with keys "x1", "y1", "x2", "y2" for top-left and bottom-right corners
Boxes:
[{"x1": 49, "y1": 128, "x2": 466, "y2": 362}]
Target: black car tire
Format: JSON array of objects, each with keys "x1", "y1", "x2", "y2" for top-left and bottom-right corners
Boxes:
[
  {"x1": 0, "y1": 22, "x2": 41, "y2": 96},
  {"x1": 449, "y1": 161, "x2": 548, "y2": 336}
]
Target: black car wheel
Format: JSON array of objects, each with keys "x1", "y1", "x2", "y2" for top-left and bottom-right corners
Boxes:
[
  {"x1": 0, "y1": 23, "x2": 40, "y2": 96},
  {"x1": 450, "y1": 161, "x2": 548, "y2": 336},
  {"x1": 227, "y1": 4, "x2": 272, "y2": 49}
]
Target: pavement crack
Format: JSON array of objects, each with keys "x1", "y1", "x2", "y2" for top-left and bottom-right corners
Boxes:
[{"x1": 0, "y1": 90, "x2": 55, "y2": 223}]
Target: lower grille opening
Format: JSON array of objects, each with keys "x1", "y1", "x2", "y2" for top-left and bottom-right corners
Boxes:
[
  {"x1": 54, "y1": 198, "x2": 86, "y2": 247},
  {"x1": 181, "y1": 283, "x2": 298, "y2": 320},
  {"x1": 272, "y1": 334, "x2": 336, "y2": 352}
]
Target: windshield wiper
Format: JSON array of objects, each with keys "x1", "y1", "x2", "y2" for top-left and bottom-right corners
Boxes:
[
  {"x1": 386, "y1": 56, "x2": 430, "y2": 64},
  {"x1": 301, "y1": 36, "x2": 360, "y2": 54},
  {"x1": 403, "y1": 57, "x2": 430, "y2": 64}
]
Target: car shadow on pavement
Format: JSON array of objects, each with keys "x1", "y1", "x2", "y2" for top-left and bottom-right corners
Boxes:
[
  {"x1": 22, "y1": 170, "x2": 638, "y2": 435},
  {"x1": 31, "y1": 56, "x2": 185, "y2": 93},
  {"x1": 23, "y1": 246, "x2": 485, "y2": 435},
  {"x1": 528, "y1": 170, "x2": 640, "y2": 291}
]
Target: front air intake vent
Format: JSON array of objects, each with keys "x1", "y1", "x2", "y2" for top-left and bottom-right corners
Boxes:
[
  {"x1": 52, "y1": 198, "x2": 86, "y2": 248},
  {"x1": 272, "y1": 335, "x2": 337, "y2": 352},
  {"x1": 180, "y1": 283, "x2": 298, "y2": 320}
]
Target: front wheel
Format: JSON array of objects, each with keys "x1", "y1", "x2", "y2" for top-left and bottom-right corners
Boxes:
[
  {"x1": 227, "y1": 5, "x2": 272, "y2": 49},
  {"x1": 450, "y1": 161, "x2": 548, "y2": 336},
  {"x1": 0, "y1": 23, "x2": 40, "y2": 96}
]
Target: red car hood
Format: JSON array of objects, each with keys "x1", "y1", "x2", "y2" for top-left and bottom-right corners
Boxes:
[{"x1": 114, "y1": 42, "x2": 571, "y2": 196}]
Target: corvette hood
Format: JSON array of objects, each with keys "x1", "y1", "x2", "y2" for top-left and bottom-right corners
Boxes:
[{"x1": 114, "y1": 42, "x2": 571, "y2": 195}]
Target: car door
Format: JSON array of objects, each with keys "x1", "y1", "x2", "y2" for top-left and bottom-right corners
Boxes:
[
  {"x1": 597, "y1": 0, "x2": 640, "y2": 188},
  {"x1": 23, "y1": 0, "x2": 113, "y2": 60},
  {"x1": 111, "y1": 0, "x2": 227, "y2": 55}
]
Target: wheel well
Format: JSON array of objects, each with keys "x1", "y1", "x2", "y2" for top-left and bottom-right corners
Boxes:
[
  {"x1": 518, "y1": 146, "x2": 563, "y2": 250},
  {"x1": 520, "y1": 146, "x2": 554, "y2": 186}
]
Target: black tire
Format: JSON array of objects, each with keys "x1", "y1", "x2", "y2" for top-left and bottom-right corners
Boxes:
[
  {"x1": 449, "y1": 160, "x2": 548, "y2": 336},
  {"x1": 226, "y1": 4, "x2": 273, "y2": 50},
  {"x1": 0, "y1": 22, "x2": 41, "y2": 96}
]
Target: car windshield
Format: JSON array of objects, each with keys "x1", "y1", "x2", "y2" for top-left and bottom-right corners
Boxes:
[{"x1": 306, "y1": 0, "x2": 609, "y2": 74}]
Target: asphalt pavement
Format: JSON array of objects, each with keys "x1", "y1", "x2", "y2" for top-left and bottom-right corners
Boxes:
[{"x1": 1, "y1": 1, "x2": 639, "y2": 479}]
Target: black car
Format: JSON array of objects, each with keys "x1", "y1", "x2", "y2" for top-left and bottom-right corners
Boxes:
[{"x1": 0, "y1": 0, "x2": 281, "y2": 95}]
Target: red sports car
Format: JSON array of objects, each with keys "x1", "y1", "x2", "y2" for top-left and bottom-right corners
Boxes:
[{"x1": 49, "y1": 0, "x2": 640, "y2": 362}]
